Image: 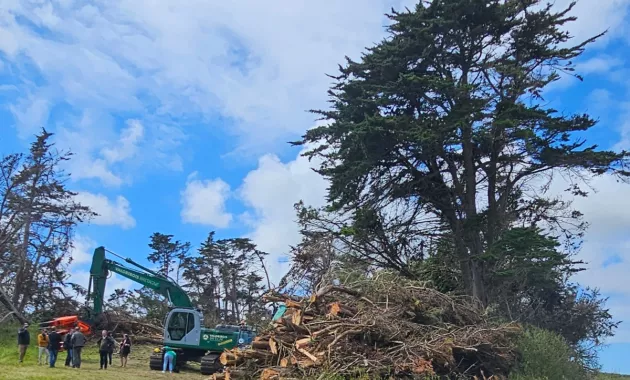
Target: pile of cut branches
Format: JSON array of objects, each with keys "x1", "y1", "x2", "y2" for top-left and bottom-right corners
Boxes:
[
  {"x1": 96, "y1": 310, "x2": 163, "y2": 344},
  {"x1": 218, "y1": 277, "x2": 521, "y2": 379}
]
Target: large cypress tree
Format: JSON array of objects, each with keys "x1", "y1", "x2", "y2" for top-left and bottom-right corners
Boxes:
[{"x1": 294, "y1": 0, "x2": 630, "y2": 303}]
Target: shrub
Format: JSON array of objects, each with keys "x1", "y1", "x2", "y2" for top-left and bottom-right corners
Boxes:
[{"x1": 511, "y1": 327, "x2": 588, "y2": 380}]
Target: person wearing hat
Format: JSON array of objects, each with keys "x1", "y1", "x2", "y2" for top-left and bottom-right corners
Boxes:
[
  {"x1": 37, "y1": 328, "x2": 49, "y2": 365},
  {"x1": 162, "y1": 346, "x2": 177, "y2": 373},
  {"x1": 17, "y1": 323, "x2": 30, "y2": 363}
]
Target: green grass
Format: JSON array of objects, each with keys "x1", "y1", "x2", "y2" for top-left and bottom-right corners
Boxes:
[{"x1": 0, "y1": 324, "x2": 207, "y2": 380}]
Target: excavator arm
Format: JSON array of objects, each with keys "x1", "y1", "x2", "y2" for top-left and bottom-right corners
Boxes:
[{"x1": 88, "y1": 246, "x2": 193, "y2": 316}]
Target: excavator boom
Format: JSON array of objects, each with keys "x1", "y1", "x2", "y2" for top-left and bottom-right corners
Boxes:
[{"x1": 88, "y1": 246, "x2": 193, "y2": 316}]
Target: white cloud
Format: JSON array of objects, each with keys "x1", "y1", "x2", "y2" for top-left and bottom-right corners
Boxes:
[
  {"x1": 180, "y1": 173, "x2": 233, "y2": 228},
  {"x1": 68, "y1": 270, "x2": 134, "y2": 303},
  {"x1": 101, "y1": 119, "x2": 144, "y2": 164},
  {"x1": 74, "y1": 191, "x2": 136, "y2": 229},
  {"x1": 4, "y1": 0, "x2": 621, "y2": 155},
  {"x1": 1, "y1": 0, "x2": 627, "y2": 185},
  {"x1": 8, "y1": 92, "x2": 51, "y2": 139},
  {"x1": 239, "y1": 145, "x2": 328, "y2": 284},
  {"x1": 0, "y1": 0, "x2": 411, "y2": 155},
  {"x1": 67, "y1": 234, "x2": 96, "y2": 270},
  {"x1": 65, "y1": 234, "x2": 135, "y2": 302},
  {"x1": 576, "y1": 56, "x2": 625, "y2": 75},
  {"x1": 53, "y1": 113, "x2": 184, "y2": 187},
  {"x1": 547, "y1": 174, "x2": 630, "y2": 343}
]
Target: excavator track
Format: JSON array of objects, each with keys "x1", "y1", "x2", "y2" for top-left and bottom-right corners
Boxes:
[
  {"x1": 200, "y1": 353, "x2": 222, "y2": 375},
  {"x1": 149, "y1": 352, "x2": 164, "y2": 371}
]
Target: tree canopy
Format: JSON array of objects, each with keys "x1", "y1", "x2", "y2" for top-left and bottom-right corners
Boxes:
[{"x1": 293, "y1": 0, "x2": 630, "y2": 304}]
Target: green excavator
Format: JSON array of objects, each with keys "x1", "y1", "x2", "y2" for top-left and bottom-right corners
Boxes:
[{"x1": 78, "y1": 246, "x2": 256, "y2": 374}]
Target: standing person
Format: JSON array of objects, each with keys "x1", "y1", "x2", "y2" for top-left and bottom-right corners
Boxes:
[
  {"x1": 106, "y1": 331, "x2": 115, "y2": 366},
  {"x1": 70, "y1": 327, "x2": 86, "y2": 368},
  {"x1": 96, "y1": 330, "x2": 115, "y2": 370},
  {"x1": 63, "y1": 328, "x2": 74, "y2": 367},
  {"x1": 47, "y1": 327, "x2": 62, "y2": 368},
  {"x1": 17, "y1": 323, "x2": 30, "y2": 363},
  {"x1": 119, "y1": 334, "x2": 131, "y2": 368},
  {"x1": 162, "y1": 346, "x2": 176, "y2": 374},
  {"x1": 37, "y1": 328, "x2": 49, "y2": 365}
]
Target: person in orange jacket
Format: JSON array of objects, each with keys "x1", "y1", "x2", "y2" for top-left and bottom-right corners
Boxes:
[{"x1": 37, "y1": 328, "x2": 49, "y2": 365}]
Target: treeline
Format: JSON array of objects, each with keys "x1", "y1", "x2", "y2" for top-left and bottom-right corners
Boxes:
[
  {"x1": 0, "y1": 131, "x2": 272, "y2": 329},
  {"x1": 106, "y1": 232, "x2": 271, "y2": 327}
]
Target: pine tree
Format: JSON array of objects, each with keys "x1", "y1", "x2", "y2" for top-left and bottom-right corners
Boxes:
[
  {"x1": 147, "y1": 232, "x2": 191, "y2": 280},
  {"x1": 293, "y1": 0, "x2": 630, "y2": 304},
  {"x1": 1, "y1": 129, "x2": 95, "y2": 313}
]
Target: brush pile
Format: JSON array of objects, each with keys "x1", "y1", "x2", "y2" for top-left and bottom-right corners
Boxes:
[
  {"x1": 95, "y1": 310, "x2": 164, "y2": 344},
  {"x1": 217, "y1": 276, "x2": 521, "y2": 379}
]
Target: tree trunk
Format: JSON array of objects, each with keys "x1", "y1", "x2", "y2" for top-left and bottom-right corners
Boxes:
[
  {"x1": 0, "y1": 285, "x2": 29, "y2": 324},
  {"x1": 223, "y1": 277, "x2": 230, "y2": 321},
  {"x1": 231, "y1": 271, "x2": 239, "y2": 322},
  {"x1": 11, "y1": 215, "x2": 32, "y2": 311}
]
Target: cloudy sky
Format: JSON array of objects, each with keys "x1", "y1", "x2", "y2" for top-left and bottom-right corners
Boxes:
[{"x1": 1, "y1": 0, "x2": 630, "y2": 373}]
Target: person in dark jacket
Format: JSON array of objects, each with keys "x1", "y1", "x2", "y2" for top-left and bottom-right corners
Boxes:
[
  {"x1": 106, "y1": 331, "x2": 116, "y2": 365},
  {"x1": 17, "y1": 323, "x2": 30, "y2": 363},
  {"x1": 70, "y1": 327, "x2": 86, "y2": 368},
  {"x1": 96, "y1": 330, "x2": 115, "y2": 370},
  {"x1": 47, "y1": 327, "x2": 62, "y2": 368},
  {"x1": 63, "y1": 328, "x2": 74, "y2": 367},
  {"x1": 119, "y1": 334, "x2": 131, "y2": 368}
]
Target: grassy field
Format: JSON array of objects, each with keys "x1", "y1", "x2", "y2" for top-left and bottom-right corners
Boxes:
[{"x1": 0, "y1": 325, "x2": 207, "y2": 380}]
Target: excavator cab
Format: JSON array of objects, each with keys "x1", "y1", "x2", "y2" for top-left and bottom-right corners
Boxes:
[{"x1": 163, "y1": 308, "x2": 203, "y2": 346}]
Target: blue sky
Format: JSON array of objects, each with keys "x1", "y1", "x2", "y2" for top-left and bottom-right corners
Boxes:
[{"x1": 1, "y1": 0, "x2": 630, "y2": 374}]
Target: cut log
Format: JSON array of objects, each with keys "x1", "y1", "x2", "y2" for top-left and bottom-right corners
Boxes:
[
  {"x1": 291, "y1": 309, "x2": 303, "y2": 326},
  {"x1": 238, "y1": 349, "x2": 273, "y2": 360},
  {"x1": 297, "y1": 348, "x2": 319, "y2": 363},
  {"x1": 220, "y1": 350, "x2": 243, "y2": 366},
  {"x1": 295, "y1": 337, "x2": 312, "y2": 349},
  {"x1": 275, "y1": 318, "x2": 309, "y2": 335},
  {"x1": 284, "y1": 299, "x2": 302, "y2": 309},
  {"x1": 327, "y1": 302, "x2": 357, "y2": 317},
  {"x1": 260, "y1": 368, "x2": 280, "y2": 380},
  {"x1": 328, "y1": 302, "x2": 341, "y2": 317},
  {"x1": 269, "y1": 337, "x2": 278, "y2": 355},
  {"x1": 252, "y1": 340, "x2": 271, "y2": 350},
  {"x1": 297, "y1": 359, "x2": 317, "y2": 368}
]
